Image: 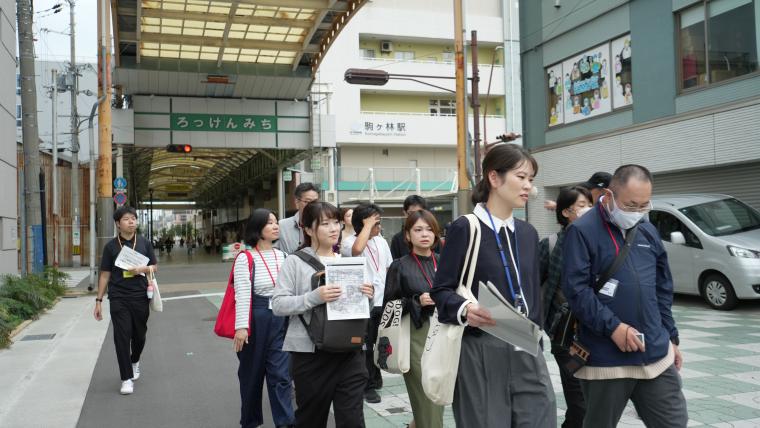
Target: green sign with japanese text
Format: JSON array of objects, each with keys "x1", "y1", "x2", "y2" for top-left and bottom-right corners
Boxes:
[{"x1": 170, "y1": 114, "x2": 278, "y2": 132}]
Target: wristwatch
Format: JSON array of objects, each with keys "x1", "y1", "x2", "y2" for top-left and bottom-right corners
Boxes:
[{"x1": 95, "y1": 298, "x2": 103, "y2": 303}]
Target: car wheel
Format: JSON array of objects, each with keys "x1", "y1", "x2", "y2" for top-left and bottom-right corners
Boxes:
[{"x1": 700, "y1": 273, "x2": 738, "y2": 311}]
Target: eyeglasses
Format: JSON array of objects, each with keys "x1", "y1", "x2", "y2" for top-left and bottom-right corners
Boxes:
[
  {"x1": 297, "y1": 198, "x2": 318, "y2": 205},
  {"x1": 618, "y1": 201, "x2": 653, "y2": 213}
]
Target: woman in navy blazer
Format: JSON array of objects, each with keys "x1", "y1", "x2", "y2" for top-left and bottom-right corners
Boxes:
[{"x1": 431, "y1": 143, "x2": 556, "y2": 428}]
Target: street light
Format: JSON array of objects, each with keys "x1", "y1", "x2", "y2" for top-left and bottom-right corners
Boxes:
[
  {"x1": 344, "y1": 68, "x2": 390, "y2": 86},
  {"x1": 344, "y1": 65, "x2": 472, "y2": 215}
]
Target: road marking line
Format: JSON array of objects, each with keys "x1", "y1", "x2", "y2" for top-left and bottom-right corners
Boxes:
[{"x1": 162, "y1": 292, "x2": 224, "y2": 301}]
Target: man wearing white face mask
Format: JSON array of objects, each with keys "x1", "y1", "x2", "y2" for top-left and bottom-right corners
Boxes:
[
  {"x1": 561, "y1": 165, "x2": 686, "y2": 428},
  {"x1": 539, "y1": 185, "x2": 594, "y2": 428}
]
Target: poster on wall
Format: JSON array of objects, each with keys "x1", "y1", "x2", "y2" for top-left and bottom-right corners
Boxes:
[
  {"x1": 611, "y1": 34, "x2": 633, "y2": 108},
  {"x1": 546, "y1": 63, "x2": 564, "y2": 127},
  {"x1": 561, "y1": 43, "x2": 612, "y2": 124}
]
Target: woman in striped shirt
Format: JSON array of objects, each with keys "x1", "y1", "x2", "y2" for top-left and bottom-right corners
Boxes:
[{"x1": 233, "y1": 208, "x2": 295, "y2": 428}]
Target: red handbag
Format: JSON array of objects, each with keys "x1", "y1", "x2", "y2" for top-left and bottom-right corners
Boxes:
[{"x1": 214, "y1": 250, "x2": 254, "y2": 339}]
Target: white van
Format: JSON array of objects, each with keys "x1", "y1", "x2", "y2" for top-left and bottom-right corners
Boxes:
[{"x1": 648, "y1": 194, "x2": 760, "y2": 310}]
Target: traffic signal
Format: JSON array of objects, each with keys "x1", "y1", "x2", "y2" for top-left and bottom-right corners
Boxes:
[{"x1": 166, "y1": 144, "x2": 192, "y2": 153}]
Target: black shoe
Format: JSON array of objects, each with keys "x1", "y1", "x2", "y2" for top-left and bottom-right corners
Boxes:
[{"x1": 364, "y1": 389, "x2": 381, "y2": 403}]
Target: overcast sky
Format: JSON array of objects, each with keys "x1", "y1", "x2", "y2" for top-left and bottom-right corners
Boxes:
[{"x1": 33, "y1": 0, "x2": 99, "y2": 64}]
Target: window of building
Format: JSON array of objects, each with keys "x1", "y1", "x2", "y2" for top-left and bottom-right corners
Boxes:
[
  {"x1": 442, "y1": 51, "x2": 455, "y2": 62},
  {"x1": 545, "y1": 38, "x2": 619, "y2": 127},
  {"x1": 16, "y1": 74, "x2": 21, "y2": 95},
  {"x1": 678, "y1": 0, "x2": 758, "y2": 91},
  {"x1": 16, "y1": 104, "x2": 21, "y2": 127},
  {"x1": 429, "y1": 99, "x2": 456, "y2": 116},
  {"x1": 394, "y1": 51, "x2": 415, "y2": 61},
  {"x1": 360, "y1": 48, "x2": 376, "y2": 59}
]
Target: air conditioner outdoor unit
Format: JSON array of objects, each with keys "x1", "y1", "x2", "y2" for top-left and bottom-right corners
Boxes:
[{"x1": 381, "y1": 41, "x2": 393, "y2": 53}]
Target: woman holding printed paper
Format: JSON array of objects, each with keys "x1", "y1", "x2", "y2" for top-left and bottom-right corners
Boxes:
[
  {"x1": 232, "y1": 209, "x2": 294, "y2": 428},
  {"x1": 431, "y1": 144, "x2": 556, "y2": 427},
  {"x1": 383, "y1": 210, "x2": 444, "y2": 428},
  {"x1": 272, "y1": 202, "x2": 374, "y2": 428},
  {"x1": 94, "y1": 206, "x2": 158, "y2": 396}
]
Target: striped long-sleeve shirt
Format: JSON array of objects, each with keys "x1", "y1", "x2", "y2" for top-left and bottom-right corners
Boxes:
[{"x1": 233, "y1": 248, "x2": 285, "y2": 330}]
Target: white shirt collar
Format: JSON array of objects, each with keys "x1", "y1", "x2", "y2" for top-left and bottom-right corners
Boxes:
[{"x1": 473, "y1": 203, "x2": 515, "y2": 232}]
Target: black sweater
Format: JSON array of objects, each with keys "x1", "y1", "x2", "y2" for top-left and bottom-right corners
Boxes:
[
  {"x1": 431, "y1": 215, "x2": 543, "y2": 328},
  {"x1": 384, "y1": 254, "x2": 439, "y2": 329}
]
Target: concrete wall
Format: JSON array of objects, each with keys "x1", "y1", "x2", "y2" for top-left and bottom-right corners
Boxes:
[{"x1": 0, "y1": 0, "x2": 17, "y2": 275}]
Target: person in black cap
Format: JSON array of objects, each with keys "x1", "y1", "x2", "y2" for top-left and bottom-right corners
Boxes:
[
  {"x1": 580, "y1": 171, "x2": 612, "y2": 204},
  {"x1": 544, "y1": 171, "x2": 612, "y2": 211}
]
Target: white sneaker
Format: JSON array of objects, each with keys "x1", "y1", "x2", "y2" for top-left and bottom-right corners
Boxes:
[
  {"x1": 120, "y1": 379, "x2": 134, "y2": 395},
  {"x1": 132, "y1": 362, "x2": 140, "y2": 380}
]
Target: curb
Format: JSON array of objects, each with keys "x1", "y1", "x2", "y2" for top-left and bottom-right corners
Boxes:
[{"x1": 7, "y1": 297, "x2": 63, "y2": 341}]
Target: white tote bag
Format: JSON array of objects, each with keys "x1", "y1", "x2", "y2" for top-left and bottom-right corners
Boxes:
[
  {"x1": 421, "y1": 214, "x2": 481, "y2": 406},
  {"x1": 149, "y1": 270, "x2": 163, "y2": 312},
  {"x1": 374, "y1": 299, "x2": 411, "y2": 374}
]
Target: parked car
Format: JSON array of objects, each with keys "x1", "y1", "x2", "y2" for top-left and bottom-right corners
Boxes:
[{"x1": 648, "y1": 194, "x2": 760, "y2": 310}]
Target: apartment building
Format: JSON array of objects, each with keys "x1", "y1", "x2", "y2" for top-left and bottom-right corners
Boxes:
[{"x1": 318, "y1": 0, "x2": 520, "y2": 222}]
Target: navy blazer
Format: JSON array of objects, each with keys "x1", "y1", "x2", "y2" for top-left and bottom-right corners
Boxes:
[{"x1": 431, "y1": 215, "x2": 543, "y2": 329}]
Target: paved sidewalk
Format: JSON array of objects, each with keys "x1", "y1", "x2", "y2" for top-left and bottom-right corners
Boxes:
[
  {"x1": 0, "y1": 296, "x2": 110, "y2": 428},
  {"x1": 362, "y1": 298, "x2": 760, "y2": 427}
]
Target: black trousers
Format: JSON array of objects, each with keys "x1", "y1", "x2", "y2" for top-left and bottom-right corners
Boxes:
[
  {"x1": 290, "y1": 350, "x2": 367, "y2": 428},
  {"x1": 553, "y1": 349, "x2": 586, "y2": 428},
  {"x1": 364, "y1": 306, "x2": 383, "y2": 391},
  {"x1": 109, "y1": 297, "x2": 150, "y2": 381}
]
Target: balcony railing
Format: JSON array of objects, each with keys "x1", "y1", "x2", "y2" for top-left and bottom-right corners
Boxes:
[
  {"x1": 360, "y1": 56, "x2": 504, "y2": 68},
  {"x1": 361, "y1": 110, "x2": 503, "y2": 119},
  {"x1": 326, "y1": 166, "x2": 458, "y2": 202}
]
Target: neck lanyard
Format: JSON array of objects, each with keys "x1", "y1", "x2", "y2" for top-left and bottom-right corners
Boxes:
[
  {"x1": 599, "y1": 203, "x2": 620, "y2": 256},
  {"x1": 366, "y1": 240, "x2": 380, "y2": 272},
  {"x1": 254, "y1": 247, "x2": 280, "y2": 287},
  {"x1": 485, "y1": 207, "x2": 527, "y2": 314},
  {"x1": 117, "y1": 235, "x2": 137, "y2": 250},
  {"x1": 412, "y1": 253, "x2": 437, "y2": 288}
]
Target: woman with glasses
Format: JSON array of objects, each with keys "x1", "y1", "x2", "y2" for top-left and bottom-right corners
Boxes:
[{"x1": 539, "y1": 186, "x2": 593, "y2": 428}]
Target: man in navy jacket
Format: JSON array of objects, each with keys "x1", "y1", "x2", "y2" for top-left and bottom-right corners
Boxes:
[{"x1": 562, "y1": 164, "x2": 687, "y2": 428}]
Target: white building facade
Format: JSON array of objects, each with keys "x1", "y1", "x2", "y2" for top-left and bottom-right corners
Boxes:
[
  {"x1": 317, "y1": 0, "x2": 521, "y2": 220},
  {"x1": 1, "y1": 0, "x2": 18, "y2": 275}
]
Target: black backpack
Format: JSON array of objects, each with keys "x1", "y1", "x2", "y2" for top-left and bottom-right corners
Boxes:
[{"x1": 293, "y1": 251, "x2": 368, "y2": 353}]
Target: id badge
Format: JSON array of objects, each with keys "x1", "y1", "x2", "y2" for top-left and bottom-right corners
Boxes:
[
  {"x1": 599, "y1": 279, "x2": 619, "y2": 297},
  {"x1": 123, "y1": 270, "x2": 135, "y2": 279}
]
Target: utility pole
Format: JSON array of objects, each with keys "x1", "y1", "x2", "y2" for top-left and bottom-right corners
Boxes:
[
  {"x1": 453, "y1": 0, "x2": 471, "y2": 216},
  {"x1": 470, "y1": 30, "x2": 482, "y2": 183},
  {"x1": 52, "y1": 69, "x2": 59, "y2": 267},
  {"x1": 17, "y1": 0, "x2": 43, "y2": 273},
  {"x1": 69, "y1": 0, "x2": 82, "y2": 266},
  {"x1": 97, "y1": 0, "x2": 114, "y2": 257}
]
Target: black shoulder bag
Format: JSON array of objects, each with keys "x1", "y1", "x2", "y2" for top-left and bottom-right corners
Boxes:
[
  {"x1": 293, "y1": 251, "x2": 368, "y2": 353},
  {"x1": 564, "y1": 224, "x2": 641, "y2": 374}
]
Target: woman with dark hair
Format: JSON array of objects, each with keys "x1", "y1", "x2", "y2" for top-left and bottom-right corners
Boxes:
[
  {"x1": 340, "y1": 207, "x2": 354, "y2": 243},
  {"x1": 431, "y1": 143, "x2": 556, "y2": 427},
  {"x1": 383, "y1": 210, "x2": 444, "y2": 428},
  {"x1": 539, "y1": 186, "x2": 592, "y2": 428},
  {"x1": 272, "y1": 202, "x2": 375, "y2": 428},
  {"x1": 233, "y1": 208, "x2": 294, "y2": 428}
]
